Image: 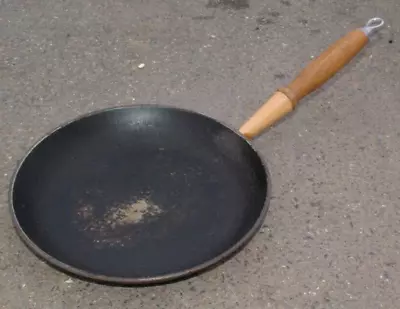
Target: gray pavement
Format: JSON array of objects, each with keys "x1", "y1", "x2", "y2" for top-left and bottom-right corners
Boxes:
[{"x1": 1, "y1": 0, "x2": 400, "y2": 308}]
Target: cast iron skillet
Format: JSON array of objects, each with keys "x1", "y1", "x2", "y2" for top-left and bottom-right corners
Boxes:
[{"x1": 9, "y1": 18, "x2": 383, "y2": 285}]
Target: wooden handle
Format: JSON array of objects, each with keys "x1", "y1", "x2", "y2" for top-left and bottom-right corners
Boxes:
[
  {"x1": 239, "y1": 18, "x2": 384, "y2": 140},
  {"x1": 279, "y1": 29, "x2": 368, "y2": 104}
]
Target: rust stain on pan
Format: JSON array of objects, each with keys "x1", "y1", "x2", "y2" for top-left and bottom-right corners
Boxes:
[
  {"x1": 75, "y1": 198, "x2": 162, "y2": 247},
  {"x1": 106, "y1": 199, "x2": 162, "y2": 227},
  {"x1": 77, "y1": 204, "x2": 94, "y2": 220}
]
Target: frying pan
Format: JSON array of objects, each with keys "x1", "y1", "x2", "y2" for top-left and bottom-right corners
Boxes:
[{"x1": 10, "y1": 18, "x2": 384, "y2": 285}]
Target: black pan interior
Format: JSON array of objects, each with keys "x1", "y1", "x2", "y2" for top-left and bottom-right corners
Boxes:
[{"x1": 11, "y1": 106, "x2": 268, "y2": 282}]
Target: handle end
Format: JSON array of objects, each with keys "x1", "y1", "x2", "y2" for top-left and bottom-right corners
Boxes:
[{"x1": 361, "y1": 17, "x2": 385, "y2": 37}]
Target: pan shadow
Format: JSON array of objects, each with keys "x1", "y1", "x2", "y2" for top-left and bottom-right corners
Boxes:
[{"x1": 206, "y1": 0, "x2": 249, "y2": 10}]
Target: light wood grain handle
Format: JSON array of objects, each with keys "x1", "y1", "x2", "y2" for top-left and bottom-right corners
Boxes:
[
  {"x1": 278, "y1": 29, "x2": 368, "y2": 104},
  {"x1": 239, "y1": 17, "x2": 384, "y2": 140}
]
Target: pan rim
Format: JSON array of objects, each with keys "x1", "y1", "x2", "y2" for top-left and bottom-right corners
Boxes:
[{"x1": 8, "y1": 104, "x2": 272, "y2": 286}]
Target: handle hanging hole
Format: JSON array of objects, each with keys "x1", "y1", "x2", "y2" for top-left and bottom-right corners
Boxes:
[
  {"x1": 362, "y1": 17, "x2": 384, "y2": 37},
  {"x1": 365, "y1": 17, "x2": 385, "y2": 29}
]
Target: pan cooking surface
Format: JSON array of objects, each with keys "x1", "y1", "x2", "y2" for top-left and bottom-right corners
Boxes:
[{"x1": 11, "y1": 106, "x2": 268, "y2": 283}]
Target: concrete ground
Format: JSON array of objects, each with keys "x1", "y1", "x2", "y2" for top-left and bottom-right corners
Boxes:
[{"x1": 1, "y1": 0, "x2": 399, "y2": 308}]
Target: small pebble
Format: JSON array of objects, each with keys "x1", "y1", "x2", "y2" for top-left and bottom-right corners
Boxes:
[
  {"x1": 138, "y1": 63, "x2": 145, "y2": 69},
  {"x1": 65, "y1": 278, "x2": 73, "y2": 284}
]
